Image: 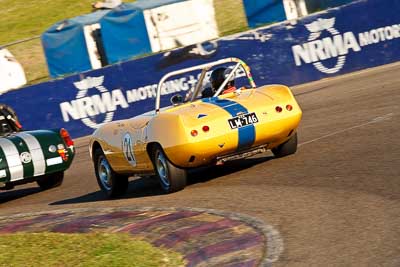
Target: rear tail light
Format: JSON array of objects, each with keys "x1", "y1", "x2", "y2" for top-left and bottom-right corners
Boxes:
[
  {"x1": 286, "y1": 105, "x2": 293, "y2": 111},
  {"x1": 275, "y1": 106, "x2": 283, "y2": 113},
  {"x1": 60, "y1": 128, "x2": 74, "y2": 147},
  {"x1": 58, "y1": 148, "x2": 68, "y2": 161},
  {"x1": 191, "y1": 130, "x2": 198, "y2": 137},
  {"x1": 202, "y1": 125, "x2": 210, "y2": 132}
]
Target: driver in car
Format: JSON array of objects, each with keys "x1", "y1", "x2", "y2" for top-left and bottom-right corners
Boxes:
[{"x1": 202, "y1": 67, "x2": 236, "y2": 98}]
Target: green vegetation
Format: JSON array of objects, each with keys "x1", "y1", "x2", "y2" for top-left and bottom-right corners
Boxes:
[
  {"x1": 0, "y1": 0, "x2": 248, "y2": 84},
  {"x1": 0, "y1": 232, "x2": 185, "y2": 267},
  {"x1": 214, "y1": 0, "x2": 248, "y2": 36}
]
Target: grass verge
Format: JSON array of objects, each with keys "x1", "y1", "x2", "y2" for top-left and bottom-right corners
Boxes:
[{"x1": 0, "y1": 232, "x2": 185, "y2": 267}]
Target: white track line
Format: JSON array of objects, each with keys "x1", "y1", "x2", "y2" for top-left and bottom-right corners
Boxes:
[{"x1": 299, "y1": 113, "x2": 394, "y2": 147}]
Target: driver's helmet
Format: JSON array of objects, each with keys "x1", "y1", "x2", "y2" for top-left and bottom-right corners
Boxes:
[
  {"x1": 210, "y1": 67, "x2": 235, "y2": 92},
  {"x1": 0, "y1": 104, "x2": 22, "y2": 136}
]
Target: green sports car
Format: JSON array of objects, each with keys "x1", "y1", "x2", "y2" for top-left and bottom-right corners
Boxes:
[{"x1": 0, "y1": 104, "x2": 75, "y2": 190}]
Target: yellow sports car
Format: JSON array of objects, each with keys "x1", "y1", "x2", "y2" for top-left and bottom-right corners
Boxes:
[{"x1": 89, "y1": 58, "x2": 302, "y2": 197}]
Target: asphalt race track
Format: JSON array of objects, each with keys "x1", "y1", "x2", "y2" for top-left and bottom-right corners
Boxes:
[{"x1": 1, "y1": 62, "x2": 400, "y2": 266}]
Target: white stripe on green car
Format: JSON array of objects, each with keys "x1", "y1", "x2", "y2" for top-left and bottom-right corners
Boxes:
[
  {"x1": 16, "y1": 132, "x2": 46, "y2": 176},
  {"x1": 8, "y1": 136, "x2": 35, "y2": 178},
  {"x1": 0, "y1": 138, "x2": 23, "y2": 181}
]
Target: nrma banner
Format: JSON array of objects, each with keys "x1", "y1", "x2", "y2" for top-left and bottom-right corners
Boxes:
[{"x1": 1, "y1": 0, "x2": 399, "y2": 138}]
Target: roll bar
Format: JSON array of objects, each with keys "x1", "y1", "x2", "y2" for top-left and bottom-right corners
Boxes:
[{"x1": 155, "y1": 57, "x2": 256, "y2": 113}]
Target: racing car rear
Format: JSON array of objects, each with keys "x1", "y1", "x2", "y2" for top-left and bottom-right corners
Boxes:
[
  {"x1": 161, "y1": 85, "x2": 302, "y2": 167},
  {"x1": 0, "y1": 128, "x2": 75, "y2": 190}
]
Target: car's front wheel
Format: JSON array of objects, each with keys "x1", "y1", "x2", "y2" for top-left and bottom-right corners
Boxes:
[
  {"x1": 94, "y1": 148, "x2": 128, "y2": 198},
  {"x1": 151, "y1": 145, "x2": 187, "y2": 193},
  {"x1": 37, "y1": 171, "x2": 64, "y2": 190},
  {"x1": 272, "y1": 132, "x2": 298, "y2": 158}
]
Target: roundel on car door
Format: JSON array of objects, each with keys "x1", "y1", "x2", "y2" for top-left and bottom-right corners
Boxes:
[{"x1": 122, "y1": 133, "x2": 137, "y2": 167}]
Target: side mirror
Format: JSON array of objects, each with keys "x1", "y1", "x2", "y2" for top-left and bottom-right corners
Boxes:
[{"x1": 170, "y1": 94, "x2": 184, "y2": 106}]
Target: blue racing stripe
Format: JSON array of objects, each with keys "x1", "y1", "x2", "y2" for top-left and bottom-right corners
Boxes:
[{"x1": 202, "y1": 97, "x2": 255, "y2": 151}]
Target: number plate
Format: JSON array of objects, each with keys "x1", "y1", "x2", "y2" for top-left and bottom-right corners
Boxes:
[{"x1": 228, "y1": 112, "x2": 259, "y2": 129}]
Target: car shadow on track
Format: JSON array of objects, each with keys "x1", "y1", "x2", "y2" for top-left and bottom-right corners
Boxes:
[
  {"x1": 0, "y1": 187, "x2": 42, "y2": 204},
  {"x1": 50, "y1": 154, "x2": 274, "y2": 206},
  {"x1": 50, "y1": 176, "x2": 163, "y2": 205},
  {"x1": 187, "y1": 155, "x2": 274, "y2": 185}
]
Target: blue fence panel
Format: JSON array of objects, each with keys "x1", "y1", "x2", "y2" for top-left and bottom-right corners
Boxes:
[{"x1": 1, "y1": 0, "x2": 399, "y2": 139}]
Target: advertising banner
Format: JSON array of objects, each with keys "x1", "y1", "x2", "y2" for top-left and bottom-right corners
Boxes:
[{"x1": 1, "y1": 0, "x2": 399, "y2": 138}]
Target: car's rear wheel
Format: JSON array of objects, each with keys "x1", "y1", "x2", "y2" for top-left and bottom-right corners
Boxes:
[
  {"x1": 152, "y1": 145, "x2": 187, "y2": 193},
  {"x1": 272, "y1": 132, "x2": 298, "y2": 158},
  {"x1": 94, "y1": 148, "x2": 128, "y2": 198},
  {"x1": 37, "y1": 171, "x2": 64, "y2": 190}
]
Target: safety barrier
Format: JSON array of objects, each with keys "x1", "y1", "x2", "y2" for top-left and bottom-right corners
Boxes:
[{"x1": 1, "y1": 0, "x2": 399, "y2": 138}]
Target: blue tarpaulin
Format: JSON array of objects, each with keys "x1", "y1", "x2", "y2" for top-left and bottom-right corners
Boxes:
[
  {"x1": 41, "y1": 10, "x2": 110, "y2": 78},
  {"x1": 242, "y1": 0, "x2": 286, "y2": 28},
  {"x1": 100, "y1": 3, "x2": 151, "y2": 64},
  {"x1": 100, "y1": 0, "x2": 190, "y2": 63}
]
